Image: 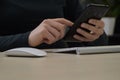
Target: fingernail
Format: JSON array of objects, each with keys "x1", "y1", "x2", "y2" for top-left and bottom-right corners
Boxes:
[
  {"x1": 89, "y1": 19, "x2": 92, "y2": 23},
  {"x1": 81, "y1": 23, "x2": 85, "y2": 27},
  {"x1": 76, "y1": 28, "x2": 81, "y2": 32},
  {"x1": 73, "y1": 35, "x2": 77, "y2": 38}
]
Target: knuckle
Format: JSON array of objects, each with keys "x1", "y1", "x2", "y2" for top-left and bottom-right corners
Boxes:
[
  {"x1": 61, "y1": 25, "x2": 66, "y2": 30},
  {"x1": 48, "y1": 40, "x2": 54, "y2": 44},
  {"x1": 60, "y1": 33, "x2": 65, "y2": 39},
  {"x1": 95, "y1": 29, "x2": 100, "y2": 33},
  {"x1": 47, "y1": 42, "x2": 52, "y2": 44},
  {"x1": 56, "y1": 33, "x2": 61, "y2": 39},
  {"x1": 43, "y1": 23, "x2": 48, "y2": 27},
  {"x1": 100, "y1": 29, "x2": 103, "y2": 33},
  {"x1": 98, "y1": 29, "x2": 104, "y2": 35},
  {"x1": 86, "y1": 24, "x2": 90, "y2": 29},
  {"x1": 88, "y1": 36, "x2": 96, "y2": 41},
  {"x1": 43, "y1": 19, "x2": 48, "y2": 23},
  {"x1": 42, "y1": 24, "x2": 49, "y2": 29},
  {"x1": 89, "y1": 38, "x2": 95, "y2": 42},
  {"x1": 43, "y1": 19, "x2": 50, "y2": 23},
  {"x1": 91, "y1": 19, "x2": 96, "y2": 24},
  {"x1": 80, "y1": 39, "x2": 84, "y2": 42},
  {"x1": 60, "y1": 18, "x2": 65, "y2": 20},
  {"x1": 102, "y1": 21, "x2": 105, "y2": 27}
]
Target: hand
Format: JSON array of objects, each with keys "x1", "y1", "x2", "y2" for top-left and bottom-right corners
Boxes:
[
  {"x1": 28, "y1": 18, "x2": 73, "y2": 47},
  {"x1": 73, "y1": 19, "x2": 104, "y2": 42}
]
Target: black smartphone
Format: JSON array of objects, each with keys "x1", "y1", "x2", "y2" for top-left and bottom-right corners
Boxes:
[{"x1": 64, "y1": 4, "x2": 109, "y2": 42}]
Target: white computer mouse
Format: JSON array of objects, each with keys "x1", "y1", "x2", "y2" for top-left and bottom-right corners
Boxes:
[{"x1": 4, "y1": 47, "x2": 47, "y2": 57}]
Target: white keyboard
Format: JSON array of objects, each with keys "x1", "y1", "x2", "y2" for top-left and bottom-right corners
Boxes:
[{"x1": 45, "y1": 45, "x2": 120, "y2": 55}]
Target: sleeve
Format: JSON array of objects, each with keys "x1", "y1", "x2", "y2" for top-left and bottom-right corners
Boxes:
[
  {"x1": 0, "y1": 32, "x2": 30, "y2": 51},
  {"x1": 64, "y1": 0, "x2": 83, "y2": 22},
  {"x1": 64, "y1": 0, "x2": 108, "y2": 46}
]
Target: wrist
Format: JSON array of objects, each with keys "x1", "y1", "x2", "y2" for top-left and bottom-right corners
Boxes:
[{"x1": 28, "y1": 32, "x2": 43, "y2": 47}]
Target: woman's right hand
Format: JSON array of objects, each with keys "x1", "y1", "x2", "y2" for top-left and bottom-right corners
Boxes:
[{"x1": 28, "y1": 18, "x2": 73, "y2": 47}]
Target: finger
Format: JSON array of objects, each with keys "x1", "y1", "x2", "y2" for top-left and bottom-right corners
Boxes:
[
  {"x1": 81, "y1": 23, "x2": 97, "y2": 32},
  {"x1": 74, "y1": 33, "x2": 99, "y2": 42},
  {"x1": 88, "y1": 19, "x2": 104, "y2": 28},
  {"x1": 53, "y1": 18, "x2": 73, "y2": 26},
  {"x1": 43, "y1": 28, "x2": 56, "y2": 44},
  {"x1": 76, "y1": 28, "x2": 98, "y2": 40},
  {"x1": 45, "y1": 25, "x2": 61, "y2": 39},
  {"x1": 81, "y1": 23, "x2": 103, "y2": 35},
  {"x1": 44, "y1": 19, "x2": 64, "y2": 31},
  {"x1": 44, "y1": 19, "x2": 66, "y2": 38},
  {"x1": 73, "y1": 35, "x2": 90, "y2": 42}
]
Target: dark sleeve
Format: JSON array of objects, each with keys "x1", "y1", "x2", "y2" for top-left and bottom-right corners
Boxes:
[
  {"x1": 64, "y1": 0, "x2": 83, "y2": 22},
  {"x1": 64, "y1": 0, "x2": 108, "y2": 46},
  {"x1": 82, "y1": 32, "x2": 108, "y2": 46},
  {"x1": 0, "y1": 32, "x2": 30, "y2": 51}
]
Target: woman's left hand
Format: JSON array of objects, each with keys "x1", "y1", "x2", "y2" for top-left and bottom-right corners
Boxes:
[{"x1": 73, "y1": 19, "x2": 105, "y2": 42}]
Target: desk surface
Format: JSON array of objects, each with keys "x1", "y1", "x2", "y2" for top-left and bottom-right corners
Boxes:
[{"x1": 0, "y1": 53, "x2": 120, "y2": 80}]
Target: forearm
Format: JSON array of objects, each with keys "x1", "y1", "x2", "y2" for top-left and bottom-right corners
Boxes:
[{"x1": 0, "y1": 32, "x2": 30, "y2": 51}]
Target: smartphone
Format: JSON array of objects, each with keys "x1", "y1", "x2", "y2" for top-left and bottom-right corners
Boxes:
[{"x1": 64, "y1": 4, "x2": 109, "y2": 42}]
